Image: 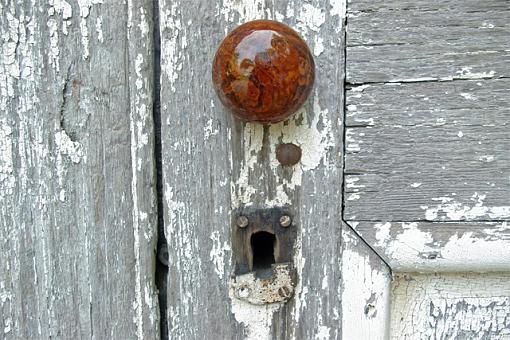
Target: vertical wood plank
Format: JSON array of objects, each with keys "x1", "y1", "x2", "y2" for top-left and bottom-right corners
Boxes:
[
  {"x1": 341, "y1": 224, "x2": 391, "y2": 340},
  {"x1": 0, "y1": 1, "x2": 159, "y2": 338},
  {"x1": 159, "y1": 0, "x2": 346, "y2": 338}
]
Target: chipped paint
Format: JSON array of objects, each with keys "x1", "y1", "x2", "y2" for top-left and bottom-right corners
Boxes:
[
  {"x1": 424, "y1": 193, "x2": 510, "y2": 221},
  {"x1": 374, "y1": 222, "x2": 391, "y2": 248},
  {"x1": 329, "y1": 0, "x2": 346, "y2": 18},
  {"x1": 95, "y1": 18, "x2": 103, "y2": 43},
  {"x1": 295, "y1": 4, "x2": 326, "y2": 35},
  {"x1": 363, "y1": 221, "x2": 510, "y2": 271},
  {"x1": 345, "y1": 129, "x2": 360, "y2": 152},
  {"x1": 209, "y1": 231, "x2": 231, "y2": 279},
  {"x1": 313, "y1": 36, "x2": 324, "y2": 56},
  {"x1": 220, "y1": 0, "x2": 265, "y2": 26},
  {"x1": 460, "y1": 92, "x2": 477, "y2": 100},
  {"x1": 391, "y1": 273, "x2": 510, "y2": 339},
  {"x1": 0, "y1": 119, "x2": 15, "y2": 195},
  {"x1": 160, "y1": 3, "x2": 183, "y2": 92},
  {"x1": 342, "y1": 228, "x2": 390, "y2": 340},
  {"x1": 230, "y1": 295, "x2": 280, "y2": 340},
  {"x1": 204, "y1": 118, "x2": 219, "y2": 140},
  {"x1": 290, "y1": 224, "x2": 306, "y2": 340},
  {"x1": 456, "y1": 66, "x2": 495, "y2": 80},
  {"x1": 55, "y1": 130, "x2": 84, "y2": 164},
  {"x1": 231, "y1": 93, "x2": 334, "y2": 208}
]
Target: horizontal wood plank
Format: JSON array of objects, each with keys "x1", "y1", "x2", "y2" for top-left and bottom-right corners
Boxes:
[
  {"x1": 349, "y1": 221, "x2": 510, "y2": 272},
  {"x1": 391, "y1": 272, "x2": 510, "y2": 339},
  {"x1": 344, "y1": 79, "x2": 510, "y2": 222},
  {"x1": 346, "y1": 0, "x2": 510, "y2": 83}
]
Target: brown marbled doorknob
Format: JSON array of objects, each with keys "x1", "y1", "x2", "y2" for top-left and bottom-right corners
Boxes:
[{"x1": 212, "y1": 20, "x2": 315, "y2": 124}]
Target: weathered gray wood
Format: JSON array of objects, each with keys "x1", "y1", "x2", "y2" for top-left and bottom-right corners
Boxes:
[
  {"x1": 344, "y1": 0, "x2": 510, "y2": 274},
  {"x1": 350, "y1": 221, "x2": 510, "y2": 272},
  {"x1": 341, "y1": 224, "x2": 391, "y2": 340},
  {"x1": 344, "y1": 79, "x2": 510, "y2": 222},
  {"x1": 346, "y1": 0, "x2": 510, "y2": 83},
  {"x1": 159, "y1": 0, "x2": 346, "y2": 338},
  {"x1": 391, "y1": 272, "x2": 510, "y2": 339},
  {"x1": 0, "y1": 1, "x2": 159, "y2": 339}
]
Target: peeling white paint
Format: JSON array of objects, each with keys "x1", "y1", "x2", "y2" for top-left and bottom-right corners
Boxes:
[
  {"x1": 347, "y1": 193, "x2": 360, "y2": 200},
  {"x1": 296, "y1": 4, "x2": 326, "y2": 35},
  {"x1": 209, "y1": 230, "x2": 231, "y2": 279},
  {"x1": 232, "y1": 94, "x2": 334, "y2": 208},
  {"x1": 460, "y1": 92, "x2": 477, "y2": 100},
  {"x1": 479, "y1": 154, "x2": 495, "y2": 163},
  {"x1": 230, "y1": 294, "x2": 280, "y2": 340},
  {"x1": 374, "y1": 222, "x2": 391, "y2": 248},
  {"x1": 456, "y1": 66, "x2": 495, "y2": 79},
  {"x1": 231, "y1": 123, "x2": 263, "y2": 208},
  {"x1": 95, "y1": 18, "x2": 103, "y2": 43},
  {"x1": 160, "y1": 3, "x2": 183, "y2": 92},
  {"x1": 313, "y1": 36, "x2": 324, "y2": 56},
  {"x1": 364, "y1": 220, "x2": 510, "y2": 272},
  {"x1": 424, "y1": 193, "x2": 510, "y2": 221},
  {"x1": 0, "y1": 119, "x2": 15, "y2": 195},
  {"x1": 290, "y1": 223, "x2": 307, "y2": 340},
  {"x1": 345, "y1": 176, "x2": 365, "y2": 190},
  {"x1": 55, "y1": 130, "x2": 83, "y2": 164},
  {"x1": 346, "y1": 129, "x2": 360, "y2": 152},
  {"x1": 204, "y1": 118, "x2": 219, "y2": 140},
  {"x1": 329, "y1": 0, "x2": 346, "y2": 18},
  {"x1": 342, "y1": 228, "x2": 390, "y2": 340},
  {"x1": 220, "y1": 0, "x2": 265, "y2": 27},
  {"x1": 391, "y1": 273, "x2": 510, "y2": 339}
]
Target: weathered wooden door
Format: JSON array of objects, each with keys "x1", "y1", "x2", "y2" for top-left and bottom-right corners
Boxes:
[{"x1": 1, "y1": 0, "x2": 508, "y2": 339}]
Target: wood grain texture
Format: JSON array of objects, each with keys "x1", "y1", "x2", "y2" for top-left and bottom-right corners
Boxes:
[
  {"x1": 346, "y1": 0, "x2": 510, "y2": 83},
  {"x1": 391, "y1": 272, "x2": 510, "y2": 339},
  {"x1": 344, "y1": 0, "x2": 510, "y2": 272},
  {"x1": 0, "y1": 1, "x2": 159, "y2": 339},
  {"x1": 158, "y1": 0, "x2": 346, "y2": 338},
  {"x1": 344, "y1": 79, "x2": 510, "y2": 222},
  {"x1": 341, "y1": 224, "x2": 391, "y2": 340}
]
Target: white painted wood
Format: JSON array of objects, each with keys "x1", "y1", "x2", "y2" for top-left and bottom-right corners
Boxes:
[
  {"x1": 391, "y1": 272, "x2": 510, "y2": 339},
  {"x1": 350, "y1": 221, "x2": 510, "y2": 272},
  {"x1": 342, "y1": 224, "x2": 391, "y2": 340}
]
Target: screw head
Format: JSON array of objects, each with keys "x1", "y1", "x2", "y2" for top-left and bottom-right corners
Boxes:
[
  {"x1": 279, "y1": 215, "x2": 291, "y2": 228},
  {"x1": 278, "y1": 286, "x2": 291, "y2": 298},
  {"x1": 236, "y1": 215, "x2": 249, "y2": 228}
]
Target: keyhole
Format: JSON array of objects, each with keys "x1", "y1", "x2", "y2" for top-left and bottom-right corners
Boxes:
[{"x1": 250, "y1": 231, "x2": 276, "y2": 274}]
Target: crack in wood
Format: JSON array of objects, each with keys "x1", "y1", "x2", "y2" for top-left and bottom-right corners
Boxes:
[{"x1": 152, "y1": 0, "x2": 168, "y2": 339}]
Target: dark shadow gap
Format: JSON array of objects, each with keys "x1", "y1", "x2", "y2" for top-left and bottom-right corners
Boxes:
[
  {"x1": 152, "y1": 0, "x2": 168, "y2": 339},
  {"x1": 251, "y1": 231, "x2": 276, "y2": 278}
]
